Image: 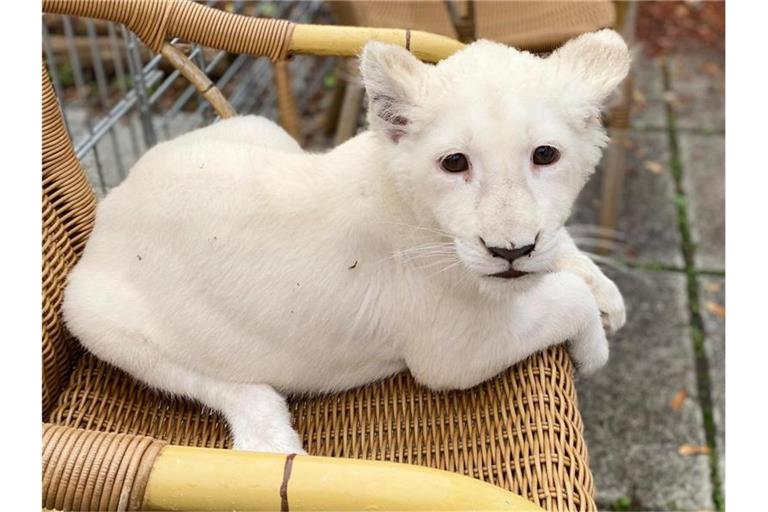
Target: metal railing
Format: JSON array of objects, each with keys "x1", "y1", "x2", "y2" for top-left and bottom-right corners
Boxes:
[{"x1": 43, "y1": 1, "x2": 337, "y2": 196}]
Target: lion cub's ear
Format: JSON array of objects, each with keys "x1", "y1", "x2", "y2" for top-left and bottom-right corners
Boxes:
[
  {"x1": 553, "y1": 29, "x2": 631, "y2": 105},
  {"x1": 359, "y1": 41, "x2": 431, "y2": 143}
]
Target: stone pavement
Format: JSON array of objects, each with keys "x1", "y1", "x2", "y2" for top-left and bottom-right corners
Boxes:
[{"x1": 571, "y1": 47, "x2": 725, "y2": 511}]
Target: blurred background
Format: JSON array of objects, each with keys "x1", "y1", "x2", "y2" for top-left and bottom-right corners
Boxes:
[{"x1": 42, "y1": 1, "x2": 725, "y2": 510}]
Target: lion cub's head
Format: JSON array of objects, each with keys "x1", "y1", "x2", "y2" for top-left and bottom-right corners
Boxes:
[{"x1": 360, "y1": 30, "x2": 630, "y2": 279}]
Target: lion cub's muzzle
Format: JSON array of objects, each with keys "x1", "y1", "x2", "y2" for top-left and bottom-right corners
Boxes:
[{"x1": 480, "y1": 237, "x2": 537, "y2": 279}]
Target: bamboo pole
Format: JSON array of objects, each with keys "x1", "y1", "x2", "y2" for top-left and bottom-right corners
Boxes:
[
  {"x1": 159, "y1": 42, "x2": 236, "y2": 119},
  {"x1": 143, "y1": 446, "x2": 542, "y2": 511},
  {"x1": 289, "y1": 24, "x2": 465, "y2": 63}
]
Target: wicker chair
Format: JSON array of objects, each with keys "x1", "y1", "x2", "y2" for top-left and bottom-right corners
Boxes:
[{"x1": 42, "y1": 1, "x2": 596, "y2": 510}]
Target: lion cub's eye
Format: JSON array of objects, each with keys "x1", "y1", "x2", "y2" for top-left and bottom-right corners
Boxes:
[
  {"x1": 440, "y1": 153, "x2": 470, "y2": 173},
  {"x1": 532, "y1": 146, "x2": 560, "y2": 166}
]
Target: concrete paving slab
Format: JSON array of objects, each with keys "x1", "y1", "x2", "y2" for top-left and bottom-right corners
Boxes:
[
  {"x1": 570, "y1": 131, "x2": 683, "y2": 268},
  {"x1": 578, "y1": 270, "x2": 713, "y2": 511},
  {"x1": 667, "y1": 52, "x2": 725, "y2": 133},
  {"x1": 679, "y1": 134, "x2": 725, "y2": 271},
  {"x1": 700, "y1": 276, "x2": 725, "y2": 494},
  {"x1": 630, "y1": 52, "x2": 667, "y2": 131}
]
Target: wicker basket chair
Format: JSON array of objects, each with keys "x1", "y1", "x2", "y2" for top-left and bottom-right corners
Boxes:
[{"x1": 42, "y1": 1, "x2": 596, "y2": 510}]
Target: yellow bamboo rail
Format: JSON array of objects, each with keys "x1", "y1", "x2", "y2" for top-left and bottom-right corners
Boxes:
[
  {"x1": 144, "y1": 445, "x2": 542, "y2": 511},
  {"x1": 290, "y1": 24, "x2": 465, "y2": 62}
]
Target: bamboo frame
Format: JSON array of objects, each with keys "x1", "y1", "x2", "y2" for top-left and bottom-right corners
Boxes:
[
  {"x1": 290, "y1": 24, "x2": 464, "y2": 62},
  {"x1": 41, "y1": 0, "x2": 465, "y2": 62},
  {"x1": 159, "y1": 42, "x2": 236, "y2": 119},
  {"x1": 274, "y1": 59, "x2": 302, "y2": 142},
  {"x1": 144, "y1": 445, "x2": 542, "y2": 511}
]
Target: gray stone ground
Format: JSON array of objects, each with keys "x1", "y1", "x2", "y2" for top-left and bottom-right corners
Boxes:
[
  {"x1": 573, "y1": 49, "x2": 725, "y2": 511},
  {"x1": 62, "y1": 42, "x2": 725, "y2": 512}
]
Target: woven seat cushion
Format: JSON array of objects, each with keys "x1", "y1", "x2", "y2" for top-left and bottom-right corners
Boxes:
[
  {"x1": 48, "y1": 347, "x2": 595, "y2": 510},
  {"x1": 336, "y1": 1, "x2": 615, "y2": 50}
]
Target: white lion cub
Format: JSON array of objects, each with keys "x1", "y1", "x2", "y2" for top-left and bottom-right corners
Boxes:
[{"x1": 63, "y1": 30, "x2": 629, "y2": 453}]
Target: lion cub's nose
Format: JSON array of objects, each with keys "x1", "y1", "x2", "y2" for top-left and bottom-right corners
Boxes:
[{"x1": 483, "y1": 240, "x2": 536, "y2": 263}]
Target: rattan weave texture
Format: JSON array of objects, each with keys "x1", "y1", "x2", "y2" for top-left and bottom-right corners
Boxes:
[
  {"x1": 43, "y1": 423, "x2": 166, "y2": 511},
  {"x1": 42, "y1": 63, "x2": 97, "y2": 418},
  {"x1": 336, "y1": 0, "x2": 614, "y2": 50},
  {"x1": 49, "y1": 348, "x2": 595, "y2": 510},
  {"x1": 474, "y1": 1, "x2": 615, "y2": 49}
]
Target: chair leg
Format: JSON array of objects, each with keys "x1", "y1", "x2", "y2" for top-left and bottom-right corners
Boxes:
[
  {"x1": 599, "y1": 73, "x2": 633, "y2": 252},
  {"x1": 274, "y1": 59, "x2": 302, "y2": 144},
  {"x1": 596, "y1": 0, "x2": 638, "y2": 252},
  {"x1": 599, "y1": 128, "x2": 628, "y2": 239},
  {"x1": 334, "y1": 59, "x2": 365, "y2": 145}
]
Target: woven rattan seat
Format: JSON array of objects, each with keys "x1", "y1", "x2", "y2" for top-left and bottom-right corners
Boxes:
[
  {"x1": 48, "y1": 350, "x2": 593, "y2": 506},
  {"x1": 41, "y1": 1, "x2": 602, "y2": 509}
]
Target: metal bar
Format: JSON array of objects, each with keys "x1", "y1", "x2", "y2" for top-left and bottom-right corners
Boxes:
[
  {"x1": 62, "y1": 15, "x2": 107, "y2": 194},
  {"x1": 147, "y1": 40, "x2": 191, "y2": 106},
  {"x1": 61, "y1": 17, "x2": 88, "y2": 100},
  {"x1": 87, "y1": 19, "x2": 126, "y2": 179},
  {"x1": 74, "y1": 70, "x2": 164, "y2": 159},
  {"x1": 107, "y1": 22, "x2": 141, "y2": 160},
  {"x1": 72, "y1": 39, "x2": 168, "y2": 157},
  {"x1": 235, "y1": 62, "x2": 277, "y2": 116},
  {"x1": 194, "y1": 53, "x2": 250, "y2": 118},
  {"x1": 42, "y1": 21, "x2": 69, "y2": 128},
  {"x1": 298, "y1": 57, "x2": 337, "y2": 113},
  {"x1": 123, "y1": 26, "x2": 157, "y2": 148},
  {"x1": 60, "y1": 0, "x2": 332, "y2": 194}
]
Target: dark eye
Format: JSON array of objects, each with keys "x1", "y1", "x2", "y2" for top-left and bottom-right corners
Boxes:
[
  {"x1": 440, "y1": 153, "x2": 470, "y2": 173},
  {"x1": 532, "y1": 145, "x2": 560, "y2": 166}
]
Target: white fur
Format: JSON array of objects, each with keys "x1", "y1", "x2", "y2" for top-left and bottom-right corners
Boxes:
[{"x1": 62, "y1": 31, "x2": 630, "y2": 453}]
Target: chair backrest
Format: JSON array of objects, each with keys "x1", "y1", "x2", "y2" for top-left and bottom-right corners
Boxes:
[
  {"x1": 333, "y1": 0, "x2": 616, "y2": 51},
  {"x1": 42, "y1": 63, "x2": 97, "y2": 417}
]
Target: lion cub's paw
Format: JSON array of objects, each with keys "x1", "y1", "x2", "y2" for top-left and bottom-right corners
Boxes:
[{"x1": 593, "y1": 276, "x2": 626, "y2": 335}]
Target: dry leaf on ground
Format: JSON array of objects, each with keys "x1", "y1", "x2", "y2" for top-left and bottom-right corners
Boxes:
[
  {"x1": 700, "y1": 61, "x2": 721, "y2": 77},
  {"x1": 703, "y1": 281, "x2": 722, "y2": 293},
  {"x1": 705, "y1": 301, "x2": 726, "y2": 318},
  {"x1": 644, "y1": 160, "x2": 664, "y2": 174},
  {"x1": 678, "y1": 444, "x2": 711, "y2": 456},
  {"x1": 670, "y1": 389, "x2": 688, "y2": 411}
]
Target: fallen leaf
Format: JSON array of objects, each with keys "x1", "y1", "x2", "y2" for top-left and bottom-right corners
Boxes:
[
  {"x1": 633, "y1": 90, "x2": 647, "y2": 105},
  {"x1": 644, "y1": 160, "x2": 664, "y2": 174},
  {"x1": 662, "y1": 91, "x2": 677, "y2": 104},
  {"x1": 704, "y1": 282, "x2": 722, "y2": 293},
  {"x1": 700, "y1": 61, "x2": 721, "y2": 77},
  {"x1": 678, "y1": 444, "x2": 710, "y2": 456},
  {"x1": 670, "y1": 389, "x2": 688, "y2": 411},
  {"x1": 674, "y1": 4, "x2": 690, "y2": 18},
  {"x1": 705, "y1": 301, "x2": 726, "y2": 318}
]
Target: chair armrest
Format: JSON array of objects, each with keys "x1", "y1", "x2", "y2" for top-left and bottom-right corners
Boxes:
[
  {"x1": 42, "y1": 0, "x2": 464, "y2": 63},
  {"x1": 43, "y1": 423, "x2": 541, "y2": 511}
]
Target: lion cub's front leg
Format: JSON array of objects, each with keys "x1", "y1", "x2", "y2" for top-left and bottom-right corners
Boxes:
[{"x1": 553, "y1": 230, "x2": 627, "y2": 335}]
